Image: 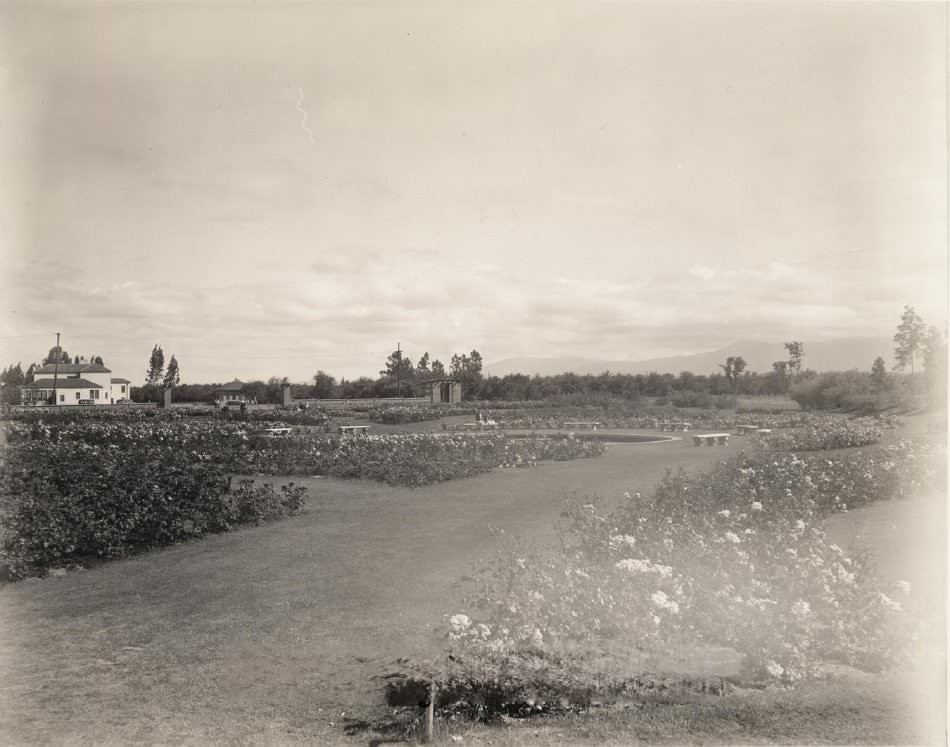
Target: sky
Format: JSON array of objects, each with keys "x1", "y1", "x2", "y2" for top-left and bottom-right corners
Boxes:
[{"x1": 1, "y1": 1, "x2": 946, "y2": 384}]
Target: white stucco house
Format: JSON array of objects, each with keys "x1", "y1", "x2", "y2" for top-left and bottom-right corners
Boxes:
[{"x1": 23, "y1": 360, "x2": 132, "y2": 405}]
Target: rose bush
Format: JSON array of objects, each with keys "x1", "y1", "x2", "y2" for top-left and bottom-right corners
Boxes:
[
  {"x1": 5, "y1": 421, "x2": 605, "y2": 487},
  {"x1": 390, "y1": 438, "x2": 939, "y2": 714},
  {"x1": 757, "y1": 416, "x2": 886, "y2": 451},
  {"x1": 0, "y1": 437, "x2": 308, "y2": 578}
]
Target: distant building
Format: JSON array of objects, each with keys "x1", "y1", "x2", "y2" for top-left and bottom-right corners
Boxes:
[
  {"x1": 214, "y1": 380, "x2": 253, "y2": 407},
  {"x1": 22, "y1": 360, "x2": 130, "y2": 405},
  {"x1": 427, "y1": 378, "x2": 463, "y2": 404}
]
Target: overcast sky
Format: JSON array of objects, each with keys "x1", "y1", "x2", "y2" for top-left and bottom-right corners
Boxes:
[{"x1": 1, "y1": 1, "x2": 946, "y2": 383}]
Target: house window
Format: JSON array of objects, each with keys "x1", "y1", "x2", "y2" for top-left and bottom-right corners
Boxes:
[
  {"x1": 76, "y1": 392, "x2": 81, "y2": 400},
  {"x1": 59, "y1": 394, "x2": 64, "y2": 402},
  {"x1": 121, "y1": 385, "x2": 126, "y2": 393},
  {"x1": 92, "y1": 390, "x2": 99, "y2": 399}
]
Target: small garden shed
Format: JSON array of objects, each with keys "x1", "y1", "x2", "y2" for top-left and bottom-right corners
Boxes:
[
  {"x1": 214, "y1": 380, "x2": 253, "y2": 407},
  {"x1": 428, "y1": 378, "x2": 463, "y2": 404}
]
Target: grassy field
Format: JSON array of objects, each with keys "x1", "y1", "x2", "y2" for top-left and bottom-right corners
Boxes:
[{"x1": 0, "y1": 420, "x2": 943, "y2": 744}]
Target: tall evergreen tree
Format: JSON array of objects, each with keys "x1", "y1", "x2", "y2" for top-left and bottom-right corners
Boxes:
[
  {"x1": 146, "y1": 345, "x2": 165, "y2": 385},
  {"x1": 870, "y1": 356, "x2": 888, "y2": 392},
  {"x1": 43, "y1": 347, "x2": 70, "y2": 365},
  {"x1": 893, "y1": 306, "x2": 927, "y2": 374},
  {"x1": 163, "y1": 355, "x2": 180, "y2": 387}
]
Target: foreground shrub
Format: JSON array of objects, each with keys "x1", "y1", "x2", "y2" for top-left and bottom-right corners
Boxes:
[
  {"x1": 388, "y1": 440, "x2": 941, "y2": 715},
  {"x1": 0, "y1": 439, "x2": 308, "y2": 578}
]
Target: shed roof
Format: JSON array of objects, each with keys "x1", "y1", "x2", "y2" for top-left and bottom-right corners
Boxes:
[
  {"x1": 111, "y1": 377, "x2": 131, "y2": 384},
  {"x1": 215, "y1": 380, "x2": 245, "y2": 392}
]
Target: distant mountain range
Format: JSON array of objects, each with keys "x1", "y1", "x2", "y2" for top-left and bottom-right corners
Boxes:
[{"x1": 484, "y1": 338, "x2": 894, "y2": 377}]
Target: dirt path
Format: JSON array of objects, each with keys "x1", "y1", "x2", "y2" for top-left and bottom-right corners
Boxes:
[{"x1": 0, "y1": 434, "x2": 739, "y2": 744}]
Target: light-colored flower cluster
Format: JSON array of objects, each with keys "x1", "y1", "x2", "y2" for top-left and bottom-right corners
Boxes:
[{"x1": 615, "y1": 558, "x2": 673, "y2": 577}]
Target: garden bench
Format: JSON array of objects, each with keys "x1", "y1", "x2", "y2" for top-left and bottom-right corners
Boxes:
[
  {"x1": 563, "y1": 421, "x2": 600, "y2": 430},
  {"x1": 264, "y1": 427, "x2": 293, "y2": 436},
  {"x1": 736, "y1": 425, "x2": 760, "y2": 435},
  {"x1": 338, "y1": 425, "x2": 371, "y2": 437},
  {"x1": 660, "y1": 422, "x2": 691, "y2": 432},
  {"x1": 693, "y1": 433, "x2": 730, "y2": 446},
  {"x1": 756, "y1": 428, "x2": 772, "y2": 435}
]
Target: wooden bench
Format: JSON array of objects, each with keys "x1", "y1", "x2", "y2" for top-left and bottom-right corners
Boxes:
[
  {"x1": 736, "y1": 425, "x2": 760, "y2": 435},
  {"x1": 694, "y1": 433, "x2": 730, "y2": 446},
  {"x1": 264, "y1": 427, "x2": 293, "y2": 436},
  {"x1": 563, "y1": 421, "x2": 600, "y2": 430},
  {"x1": 756, "y1": 428, "x2": 772, "y2": 435},
  {"x1": 338, "y1": 425, "x2": 371, "y2": 437}
]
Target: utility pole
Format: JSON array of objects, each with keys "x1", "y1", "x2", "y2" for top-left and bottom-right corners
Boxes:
[
  {"x1": 395, "y1": 341, "x2": 401, "y2": 398},
  {"x1": 52, "y1": 332, "x2": 60, "y2": 406}
]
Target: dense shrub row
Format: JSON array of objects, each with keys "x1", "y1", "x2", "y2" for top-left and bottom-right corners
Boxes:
[
  {"x1": 477, "y1": 410, "x2": 813, "y2": 431},
  {"x1": 390, "y1": 437, "x2": 941, "y2": 714},
  {"x1": 5, "y1": 421, "x2": 606, "y2": 487},
  {"x1": 0, "y1": 439, "x2": 307, "y2": 578},
  {"x1": 667, "y1": 391, "x2": 737, "y2": 409},
  {"x1": 789, "y1": 371, "x2": 921, "y2": 413},
  {"x1": 758, "y1": 416, "x2": 884, "y2": 451},
  {"x1": 368, "y1": 405, "x2": 460, "y2": 424},
  {"x1": 5, "y1": 406, "x2": 330, "y2": 427}
]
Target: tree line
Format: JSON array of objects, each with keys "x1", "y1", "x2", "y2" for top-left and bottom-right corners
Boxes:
[{"x1": 1, "y1": 307, "x2": 944, "y2": 410}]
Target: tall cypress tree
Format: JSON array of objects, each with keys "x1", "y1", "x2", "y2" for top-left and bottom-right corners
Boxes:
[{"x1": 146, "y1": 345, "x2": 165, "y2": 385}]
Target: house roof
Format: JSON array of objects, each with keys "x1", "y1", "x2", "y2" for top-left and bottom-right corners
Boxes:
[
  {"x1": 111, "y1": 377, "x2": 131, "y2": 384},
  {"x1": 215, "y1": 380, "x2": 245, "y2": 392},
  {"x1": 35, "y1": 363, "x2": 112, "y2": 375},
  {"x1": 25, "y1": 378, "x2": 103, "y2": 389}
]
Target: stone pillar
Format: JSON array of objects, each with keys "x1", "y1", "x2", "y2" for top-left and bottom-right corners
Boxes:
[
  {"x1": 281, "y1": 383, "x2": 293, "y2": 408},
  {"x1": 161, "y1": 386, "x2": 173, "y2": 408}
]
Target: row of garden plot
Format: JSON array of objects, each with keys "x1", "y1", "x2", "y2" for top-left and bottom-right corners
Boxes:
[
  {"x1": 388, "y1": 434, "x2": 943, "y2": 722},
  {"x1": 0, "y1": 422, "x2": 605, "y2": 577},
  {"x1": 470, "y1": 411, "x2": 902, "y2": 448},
  {"x1": 0, "y1": 437, "x2": 308, "y2": 579},
  {"x1": 4, "y1": 421, "x2": 605, "y2": 485}
]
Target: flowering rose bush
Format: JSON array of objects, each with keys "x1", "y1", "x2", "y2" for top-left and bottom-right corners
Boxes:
[
  {"x1": 757, "y1": 416, "x2": 885, "y2": 451},
  {"x1": 6, "y1": 405, "x2": 332, "y2": 427},
  {"x1": 0, "y1": 437, "x2": 308, "y2": 578},
  {"x1": 649, "y1": 439, "x2": 941, "y2": 519},
  {"x1": 5, "y1": 422, "x2": 604, "y2": 487},
  {"x1": 0, "y1": 421, "x2": 605, "y2": 577},
  {"x1": 391, "y1": 439, "x2": 937, "y2": 713},
  {"x1": 368, "y1": 405, "x2": 471, "y2": 424}
]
